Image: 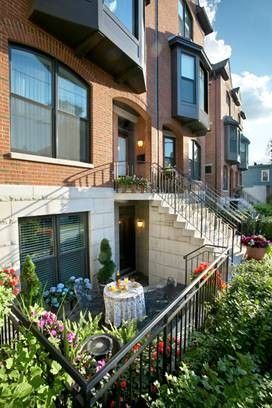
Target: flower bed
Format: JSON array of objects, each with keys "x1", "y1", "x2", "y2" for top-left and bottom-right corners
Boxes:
[{"x1": 147, "y1": 258, "x2": 272, "y2": 407}]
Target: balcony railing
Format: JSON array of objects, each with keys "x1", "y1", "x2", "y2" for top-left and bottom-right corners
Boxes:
[{"x1": 0, "y1": 248, "x2": 230, "y2": 406}]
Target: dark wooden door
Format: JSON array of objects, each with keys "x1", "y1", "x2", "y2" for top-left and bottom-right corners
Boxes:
[{"x1": 119, "y1": 206, "x2": 135, "y2": 274}]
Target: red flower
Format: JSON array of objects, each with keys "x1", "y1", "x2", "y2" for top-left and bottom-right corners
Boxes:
[
  {"x1": 0, "y1": 281, "x2": 3, "y2": 286},
  {"x1": 132, "y1": 342, "x2": 141, "y2": 352},
  {"x1": 152, "y1": 351, "x2": 158, "y2": 360},
  {"x1": 120, "y1": 380, "x2": 127, "y2": 389},
  {"x1": 158, "y1": 341, "x2": 164, "y2": 354}
]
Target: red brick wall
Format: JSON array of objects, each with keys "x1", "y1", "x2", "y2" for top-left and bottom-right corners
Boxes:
[
  {"x1": 206, "y1": 72, "x2": 243, "y2": 194},
  {"x1": 0, "y1": 0, "x2": 208, "y2": 187}
]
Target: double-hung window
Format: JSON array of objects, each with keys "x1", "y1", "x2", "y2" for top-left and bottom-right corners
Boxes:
[
  {"x1": 178, "y1": 0, "x2": 193, "y2": 40},
  {"x1": 199, "y1": 65, "x2": 208, "y2": 113},
  {"x1": 104, "y1": 0, "x2": 138, "y2": 38},
  {"x1": 10, "y1": 46, "x2": 89, "y2": 163},
  {"x1": 181, "y1": 53, "x2": 195, "y2": 104},
  {"x1": 19, "y1": 213, "x2": 89, "y2": 287}
]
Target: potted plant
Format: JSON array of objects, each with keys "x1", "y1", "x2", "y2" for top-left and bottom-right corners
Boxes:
[
  {"x1": 137, "y1": 177, "x2": 148, "y2": 193},
  {"x1": 117, "y1": 176, "x2": 132, "y2": 193},
  {"x1": 130, "y1": 175, "x2": 137, "y2": 193},
  {"x1": 241, "y1": 235, "x2": 270, "y2": 261},
  {"x1": 97, "y1": 239, "x2": 116, "y2": 293}
]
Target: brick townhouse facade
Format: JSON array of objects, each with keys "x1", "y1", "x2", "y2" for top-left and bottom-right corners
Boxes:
[
  {"x1": 0, "y1": 0, "x2": 245, "y2": 286},
  {"x1": 205, "y1": 58, "x2": 250, "y2": 197}
]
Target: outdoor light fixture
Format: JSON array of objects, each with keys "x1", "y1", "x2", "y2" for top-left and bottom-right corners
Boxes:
[
  {"x1": 137, "y1": 140, "x2": 144, "y2": 148},
  {"x1": 136, "y1": 219, "x2": 144, "y2": 228}
]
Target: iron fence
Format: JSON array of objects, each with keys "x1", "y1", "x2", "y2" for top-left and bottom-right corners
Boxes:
[{"x1": 0, "y1": 249, "x2": 230, "y2": 407}]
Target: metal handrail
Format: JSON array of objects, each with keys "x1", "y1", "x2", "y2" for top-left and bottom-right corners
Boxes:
[
  {"x1": 85, "y1": 248, "x2": 230, "y2": 399},
  {"x1": 183, "y1": 244, "x2": 227, "y2": 260}
]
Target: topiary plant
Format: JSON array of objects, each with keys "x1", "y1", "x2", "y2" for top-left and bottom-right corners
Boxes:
[
  {"x1": 20, "y1": 255, "x2": 42, "y2": 307},
  {"x1": 97, "y1": 239, "x2": 116, "y2": 284}
]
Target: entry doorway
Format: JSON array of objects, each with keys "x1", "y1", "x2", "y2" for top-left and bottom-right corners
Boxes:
[
  {"x1": 117, "y1": 117, "x2": 134, "y2": 176},
  {"x1": 119, "y1": 206, "x2": 136, "y2": 274}
]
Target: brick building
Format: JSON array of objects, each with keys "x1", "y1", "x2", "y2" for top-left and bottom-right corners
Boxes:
[
  {"x1": 0, "y1": 0, "x2": 245, "y2": 286},
  {"x1": 205, "y1": 58, "x2": 250, "y2": 198}
]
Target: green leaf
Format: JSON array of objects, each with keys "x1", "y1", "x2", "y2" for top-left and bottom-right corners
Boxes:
[
  {"x1": 50, "y1": 361, "x2": 62, "y2": 375},
  {"x1": 5, "y1": 358, "x2": 13, "y2": 370}
]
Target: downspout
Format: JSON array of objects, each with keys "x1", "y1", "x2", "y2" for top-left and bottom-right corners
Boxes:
[
  {"x1": 155, "y1": 0, "x2": 160, "y2": 166},
  {"x1": 214, "y1": 74, "x2": 219, "y2": 191}
]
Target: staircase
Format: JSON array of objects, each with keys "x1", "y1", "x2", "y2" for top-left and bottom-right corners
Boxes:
[{"x1": 149, "y1": 164, "x2": 247, "y2": 255}]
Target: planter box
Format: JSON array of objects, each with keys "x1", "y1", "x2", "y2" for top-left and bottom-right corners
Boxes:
[{"x1": 246, "y1": 246, "x2": 266, "y2": 261}]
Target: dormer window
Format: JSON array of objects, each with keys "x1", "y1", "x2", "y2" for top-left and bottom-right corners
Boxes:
[
  {"x1": 178, "y1": 0, "x2": 193, "y2": 40},
  {"x1": 104, "y1": 0, "x2": 138, "y2": 38}
]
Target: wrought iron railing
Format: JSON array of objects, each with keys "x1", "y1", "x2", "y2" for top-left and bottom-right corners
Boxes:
[
  {"x1": 184, "y1": 244, "x2": 228, "y2": 285},
  {"x1": 1, "y1": 249, "x2": 230, "y2": 406},
  {"x1": 147, "y1": 164, "x2": 240, "y2": 252}
]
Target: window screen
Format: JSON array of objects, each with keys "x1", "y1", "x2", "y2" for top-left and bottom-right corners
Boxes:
[{"x1": 19, "y1": 213, "x2": 88, "y2": 287}]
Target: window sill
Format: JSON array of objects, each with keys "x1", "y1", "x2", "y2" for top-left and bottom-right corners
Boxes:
[{"x1": 10, "y1": 152, "x2": 94, "y2": 169}]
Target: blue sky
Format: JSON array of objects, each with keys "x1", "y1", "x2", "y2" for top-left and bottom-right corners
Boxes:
[{"x1": 201, "y1": 0, "x2": 272, "y2": 164}]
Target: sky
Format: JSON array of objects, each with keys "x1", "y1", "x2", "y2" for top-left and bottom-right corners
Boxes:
[{"x1": 200, "y1": 0, "x2": 272, "y2": 164}]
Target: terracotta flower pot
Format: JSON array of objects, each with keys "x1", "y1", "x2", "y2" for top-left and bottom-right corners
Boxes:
[
  {"x1": 139, "y1": 185, "x2": 145, "y2": 193},
  {"x1": 246, "y1": 246, "x2": 266, "y2": 261},
  {"x1": 131, "y1": 184, "x2": 137, "y2": 193}
]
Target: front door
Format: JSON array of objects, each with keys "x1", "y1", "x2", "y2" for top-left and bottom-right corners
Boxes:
[
  {"x1": 163, "y1": 135, "x2": 176, "y2": 168},
  {"x1": 119, "y1": 206, "x2": 135, "y2": 274},
  {"x1": 118, "y1": 135, "x2": 128, "y2": 176}
]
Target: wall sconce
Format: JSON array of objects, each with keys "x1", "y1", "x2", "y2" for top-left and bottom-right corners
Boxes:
[
  {"x1": 137, "y1": 140, "x2": 144, "y2": 148},
  {"x1": 136, "y1": 219, "x2": 144, "y2": 228}
]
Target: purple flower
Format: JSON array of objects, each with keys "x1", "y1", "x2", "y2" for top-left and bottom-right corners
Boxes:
[
  {"x1": 50, "y1": 329, "x2": 57, "y2": 337},
  {"x1": 66, "y1": 331, "x2": 76, "y2": 344},
  {"x1": 38, "y1": 319, "x2": 45, "y2": 328}
]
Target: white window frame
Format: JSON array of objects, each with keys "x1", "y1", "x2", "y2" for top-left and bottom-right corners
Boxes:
[{"x1": 261, "y1": 169, "x2": 270, "y2": 182}]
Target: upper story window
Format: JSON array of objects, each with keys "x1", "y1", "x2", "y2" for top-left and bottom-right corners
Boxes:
[
  {"x1": 261, "y1": 169, "x2": 270, "y2": 182},
  {"x1": 104, "y1": 0, "x2": 138, "y2": 38},
  {"x1": 199, "y1": 65, "x2": 208, "y2": 113},
  {"x1": 178, "y1": 0, "x2": 193, "y2": 40},
  {"x1": 10, "y1": 46, "x2": 89, "y2": 163},
  {"x1": 226, "y1": 91, "x2": 231, "y2": 116},
  {"x1": 181, "y1": 53, "x2": 196, "y2": 104}
]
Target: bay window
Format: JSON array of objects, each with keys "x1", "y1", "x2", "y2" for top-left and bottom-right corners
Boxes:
[
  {"x1": 181, "y1": 53, "x2": 195, "y2": 104},
  {"x1": 10, "y1": 46, "x2": 89, "y2": 163},
  {"x1": 19, "y1": 213, "x2": 88, "y2": 287},
  {"x1": 104, "y1": 0, "x2": 138, "y2": 38},
  {"x1": 199, "y1": 65, "x2": 208, "y2": 113}
]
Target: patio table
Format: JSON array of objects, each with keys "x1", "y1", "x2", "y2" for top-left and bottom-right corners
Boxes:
[{"x1": 104, "y1": 281, "x2": 146, "y2": 327}]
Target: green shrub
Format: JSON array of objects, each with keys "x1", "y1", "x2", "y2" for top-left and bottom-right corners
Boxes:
[
  {"x1": 149, "y1": 354, "x2": 272, "y2": 408},
  {"x1": 241, "y1": 216, "x2": 272, "y2": 239},
  {"x1": 20, "y1": 256, "x2": 42, "y2": 307},
  {"x1": 149, "y1": 258, "x2": 272, "y2": 407},
  {"x1": 254, "y1": 203, "x2": 272, "y2": 217},
  {"x1": 97, "y1": 239, "x2": 116, "y2": 284}
]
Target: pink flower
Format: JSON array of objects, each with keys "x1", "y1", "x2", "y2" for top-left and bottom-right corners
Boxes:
[
  {"x1": 96, "y1": 359, "x2": 106, "y2": 372},
  {"x1": 50, "y1": 329, "x2": 57, "y2": 337},
  {"x1": 66, "y1": 331, "x2": 76, "y2": 343}
]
